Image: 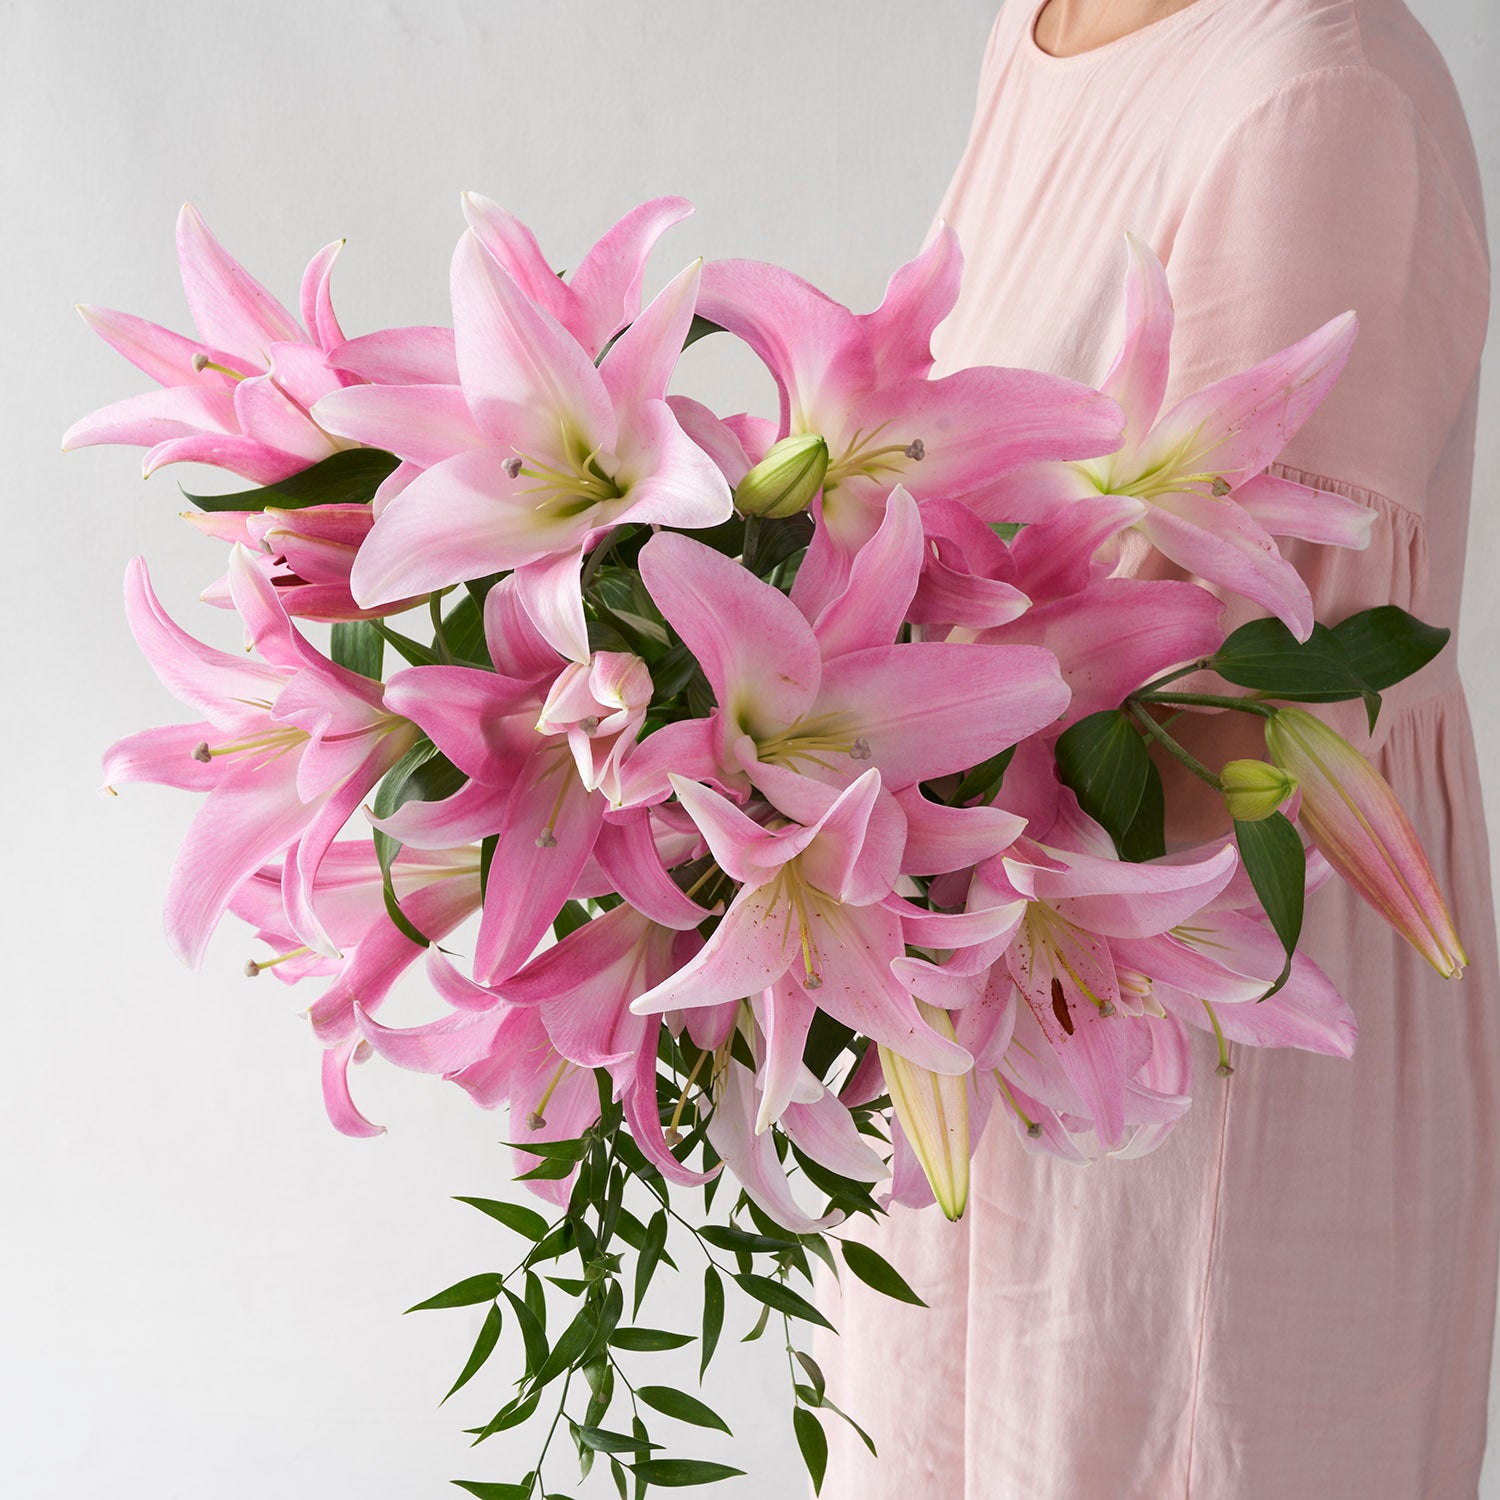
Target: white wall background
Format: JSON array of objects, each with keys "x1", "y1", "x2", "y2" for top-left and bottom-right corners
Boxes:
[{"x1": 2, "y1": 1, "x2": 1495, "y2": 1495}]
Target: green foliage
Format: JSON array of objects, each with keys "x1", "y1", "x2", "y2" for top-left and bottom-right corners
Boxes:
[
  {"x1": 1233, "y1": 811, "x2": 1306, "y2": 996},
  {"x1": 330, "y1": 619, "x2": 384, "y2": 680},
  {"x1": 182, "y1": 447, "x2": 400, "y2": 512},
  {"x1": 1055, "y1": 710, "x2": 1153, "y2": 855}
]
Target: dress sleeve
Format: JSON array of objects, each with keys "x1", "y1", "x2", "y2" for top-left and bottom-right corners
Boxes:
[
  {"x1": 1155, "y1": 64, "x2": 1489, "y2": 628},
  {"x1": 1161, "y1": 65, "x2": 1488, "y2": 520}
]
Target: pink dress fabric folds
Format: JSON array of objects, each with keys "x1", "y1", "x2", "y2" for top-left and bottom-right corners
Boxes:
[{"x1": 817, "y1": 2, "x2": 1498, "y2": 1496}]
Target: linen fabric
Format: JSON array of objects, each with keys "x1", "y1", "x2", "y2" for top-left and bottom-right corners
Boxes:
[{"x1": 816, "y1": 2, "x2": 1498, "y2": 1496}]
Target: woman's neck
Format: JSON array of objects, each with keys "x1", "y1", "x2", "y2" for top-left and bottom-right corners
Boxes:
[{"x1": 1032, "y1": 0, "x2": 1205, "y2": 56}]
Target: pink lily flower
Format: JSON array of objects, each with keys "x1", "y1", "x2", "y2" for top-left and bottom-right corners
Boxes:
[
  {"x1": 229, "y1": 842, "x2": 484, "y2": 1138},
  {"x1": 984, "y1": 234, "x2": 1371, "y2": 641},
  {"x1": 627, "y1": 508, "x2": 1070, "y2": 806},
  {"x1": 632, "y1": 770, "x2": 973, "y2": 1077},
  {"x1": 102, "y1": 548, "x2": 418, "y2": 967},
  {"x1": 695, "y1": 230, "x2": 1123, "y2": 607},
  {"x1": 1265, "y1": 706, "x2": 1466, "y2": 976},
  {"x1": 952, "y1": 825, "x2": 1238, "y2": 1147},
  {"x1": 495, "y1": 902, "x2": 716, "y2": 1186},
  {"x1": 63, "y1": 205, "x2": 355, "y2": 484},
  {"x1": 708, "y1": 1014, "x2": 888, "y2": 1234},
  {"x1": 315, "y1": 232, "x2": 731, "y2": 659},
  {"x1": 186, "y1": 503, "x2": 424, "y2": 622},
  {"x1": 376, "y1": 581, "x2": 659, "y2": 982}
]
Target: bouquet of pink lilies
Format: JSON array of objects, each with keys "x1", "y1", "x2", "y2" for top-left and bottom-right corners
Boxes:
[{"x1": 71, "y1": 196, "x2": 1465, "y2": 1497}]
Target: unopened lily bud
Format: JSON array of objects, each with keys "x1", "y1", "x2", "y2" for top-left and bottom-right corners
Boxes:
[
  {"x1": 1264, "y1": 706, "x2": 1466, "y2": 977},
  {"x1": 880, "y1": 1001, "x2": 970, "y2": 1221},
  {"x1": 734, "y1": 433, "x2": 829, "y2": 519},
  {"x1": 1221, "y1": 758, "x2": 1297, "y2": 822}
]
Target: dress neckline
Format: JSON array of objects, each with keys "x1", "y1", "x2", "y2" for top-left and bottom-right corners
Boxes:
[{"x1": 1021, "y1": 0, "x2": 1234, "y2": 70}]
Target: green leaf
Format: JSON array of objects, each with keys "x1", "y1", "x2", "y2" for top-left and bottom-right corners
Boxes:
[
  {"x1": 635, "y1": 1385, "x2": 732, "y2": 1435},
  {"x1": 741, "y1": 1302, "x2": 771, "y2": 1343},
  {"x1": 793, "y1": 1407, "x2": 829, "y2": 1494},
  {"x1": 454, "y1": 1196, "x2": 551, "y2": 1241},
  {"x1": 371, "y1": 738, "x2": 468, "y2": 946},
  {"x1": 502, "y1": 1135, "x2": 591, "y2": 1162},
  {"x1": 1210, "y1": 619, "x2": 1366, "y2": 702},
  {"x1": 330, "y1": 619, "x2": 383, "y2": 680},
  {"x1": 552, "y1": 900, "x2": 592, "y2": 941},
  {"x1": 182, "y1": 447, "x2": 400, "y2": 512},
  {"x1": 610, "y1": 1326, "x2": 695, "y2": 1352},
  {"x1": 532, "y1": 1304, "x2": 597, "y2": 1389},
  {"x1": 576, "y1": 1425, "x2": 659, "y2": 1455},
  {"x1": 407, "y1": 1275, "x2": 502, "y2": 1313},
  {"x1": 1116, "y1": 756, "x2": 1166, "y2": 863},
  {"x1": 700, "y1": 1266, "x2": 725, "y2": 1379},
  {"x1": 700, "y1": 1224, "x2": 797, "y2": 1254},
  {"x1": 442, "y1": 591, "x2": 490, "y2": 666},
  {"x1": 501, "y1": 1288, "x2": 549, "y2": 1377},
  {"x1": 946, "y1": 744, "x2": 1016, "y2": 807},
  {"x1": 633, "y1": 1209, "x2": 669, "y2": 1317},
  {"x1": 368, "y1": 618, "x2": 443, "y2": 667},
  {"x1": 821, "y1": 1397, "x2": 878, "y2": 1457},
  {"x1": 629, "y1": 1460, "x2": 746, "y2": 1488},
  {"x1": 470, "y1": 1389, "x2": 542, "y2": 1443},
  {"x1": 793, "y1": 1351, "x2": 826, "y2": 1404},
  {"x1": 1233, "y1": 811, "x2": 1306, "y2": 992},
  {"x1": 451, "y1": 1482, "x2": 530, "y2": 1500},
  {"x1": 1330, "y1": 605, "x2": 1449, "y2": 690},
  {"x1": 514, "y1": 1156, "x2": 576, "y2": 1182},
  {"x1": 1055, "y1": 710, "x2": 1151, "y2": 853},
  {"x1": 840, "y1": 1241, "x2": 927, "y2": 1308},
  {"x1": 733, "y1": 1273, "x2": 834, "y2": 1331},
  {"x1": 444, "y1": 1303, "x2": 503, "y2": 1402},
  {"x1": 683, "y1": 315, "x2": 725, "y2": 349}
]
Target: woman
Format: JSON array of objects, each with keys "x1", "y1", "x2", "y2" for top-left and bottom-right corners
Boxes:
[{"x1": 817, "y1": 2, "x2": 1497, "y2": 1496}]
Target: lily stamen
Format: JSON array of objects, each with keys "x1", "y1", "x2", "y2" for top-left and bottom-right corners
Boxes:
[
  {"x1": 190, "y1": 352, "x2": 247, "y2": 380},
  {"x1": 245, "y1": 945, "x2": 311, "y2": 977}
]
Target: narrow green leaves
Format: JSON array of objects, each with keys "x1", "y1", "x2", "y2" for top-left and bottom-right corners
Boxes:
[
  {"x1": 839, "y1": 1241, "x2": 926, "y2": 1308},
  {"x1": 408, "y1": 1275, "x2": 504, "y2": 1313},
  {"x1": 444, "y1": 1303, "x2": 503, "y2": 1402},
  {"x1": 1055, "y1": 710, "x2": 1151, "y2": 854},
  {"x1": 732, "y1": 1274, "x2": 834, "y2": 1331},
  {"x1": 629, "y1": 1459, "x2": 745, "y2": 1487},
  {"x1": 610, "y1": 1327, "x2": 695, "y2": 1352},
  {"x1": 182, "y1": 447, "x2": 400, "y2": 512},
  {"x1": 454, "y1": 1197, "x2": 552, "y2": 1242},
  {"x1": 793, "y1": 1407, "x2": 828, "y2": 1494},
  {"x1": 700, "y1": 1266, "x2": 725, "y2": 1379},
  {"x1": 635, "y1": 1386, "x2": 732, "y2": 1435},
  {"x1": 1233, "y1": 811, "x2": 1306, "y2": 994}
]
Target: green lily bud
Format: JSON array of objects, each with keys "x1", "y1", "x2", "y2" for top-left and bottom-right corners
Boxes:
[
  {"x1": 734, "y1": 432, "x2": 829, "y2": 519},
  {"x1": 1220, "y1": 758, "x2": 1297, "y2": 822}
]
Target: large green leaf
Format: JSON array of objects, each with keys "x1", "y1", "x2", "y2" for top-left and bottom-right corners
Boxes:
[
  {"x1": 182, "y1": 447, "x2": 400, "y2": 512},
  {"x1": 1054, "y1": 710, "x2": 1151, "y2": 853},
  {"x1": 453, "y1": 1196, "x2": 551, "y2": 1241},
  {"x1": 330, "y1": 619, "x2": 384, "y2": 680},
  {"x1": 1330, "y1": 605, "x2": 1449, "y2": 690},
  {"x1": 700, "y1": 1266, "x2": 724, "y2": 1379},
  {"x1": 1233, "y1": 811, "x2": 1306, "y2": 994}
]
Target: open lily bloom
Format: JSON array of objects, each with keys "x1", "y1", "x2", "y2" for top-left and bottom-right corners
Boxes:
[
  {"x1": 102, "y1": 547, "x2": 418, "y2": 967},
  {"x1": 629, "y1": 510, "x2": 1070, "y2": 806},
  {"x1": 984, "y1": 234, "x2": 1373, "y2": 641},
  {"x1": 64, "y1": 204, "x2": 354, "y2": 484},
  {"x1": 697, "y1": 233, "x2": 1124, "y2": 611},
  {"x1": 316, "y1": 232, "x2": 732, "y2": 659}
]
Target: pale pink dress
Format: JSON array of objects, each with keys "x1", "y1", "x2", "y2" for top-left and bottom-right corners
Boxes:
[{"x1": 817, "y1": 2, "x2": 1498, "y2": 1496}]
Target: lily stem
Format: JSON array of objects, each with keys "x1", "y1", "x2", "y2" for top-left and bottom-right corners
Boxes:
[
  {"x1": 1127, "y1": 701, "x2": 1223, "y2": 790},
  {"x1": 1135, "y1": 656, "x2": 1216, "y2": 695},
  {"x1": 1135, "y1": 691, "x2": 1275, "y2": 716}
]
